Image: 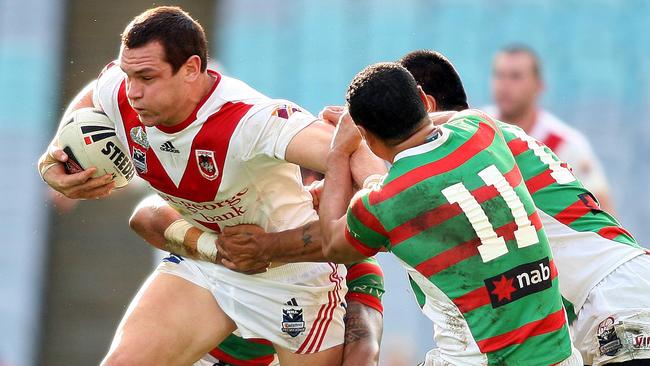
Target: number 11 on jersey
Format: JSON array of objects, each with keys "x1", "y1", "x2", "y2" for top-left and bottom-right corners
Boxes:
[{"x1": 442, "y1": 165, "x2": 539, "y2": 262}]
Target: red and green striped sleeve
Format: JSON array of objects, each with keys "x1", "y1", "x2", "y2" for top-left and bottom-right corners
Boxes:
[
  {"x1": 345, "y1": 257, "x2": 385, "y2": 313},
  {"x1": 345, "y1": 190, "x2": 390, "y2": 257},
  {"x1": 210, "y1": 335, "x2": 275, "y2": 366}
]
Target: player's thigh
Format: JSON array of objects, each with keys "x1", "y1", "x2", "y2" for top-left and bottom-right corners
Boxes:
[
  {"x1": 102, "y1": 272, "x2": 236, "y2": 366},
  {"x1": 274, "y1": 343, "x2": 343, "y2": 366}
]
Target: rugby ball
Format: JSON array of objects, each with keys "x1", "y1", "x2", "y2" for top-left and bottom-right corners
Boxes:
[{"x1": 57, "y1": 108, "x2": 134, "y2": 188}]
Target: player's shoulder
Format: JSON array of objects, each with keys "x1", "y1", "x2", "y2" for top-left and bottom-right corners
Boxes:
[
  {"x1": 211, "y1": 76, "x2": 310, "y2": 122},
  {"x1": 211, "y1": 73, "x2": 268, "y2": 104},
  {"x1": 536, "y1": 109, "x2": 591, "y2": 149},
  {"x1": 95, "y1": 61, "x2": 125, "y2": 88},
  {"x1": 199, "y1": 72, "x2": 268, "y2": 117},
  {"x1": 446, "y1": 108, "x2": 501, "y2": 135}
]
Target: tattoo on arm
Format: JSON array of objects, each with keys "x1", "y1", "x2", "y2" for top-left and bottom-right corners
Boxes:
[{"x1": 302, "y1": 223, "x2": 313, "y2": 247}]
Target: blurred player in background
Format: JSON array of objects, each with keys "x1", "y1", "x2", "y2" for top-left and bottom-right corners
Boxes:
[
  {"x1": 483, "y1": 45, "x2": 616, "y2": 214},
  {"x1": 37, "y1": 6, "x2": 385, "y2": 366},
  {"x1": 401, "y1": 49, "x2": 650, "y2": 365},
  {"x1": 318, "y1": 62, "x2": 581, "y2": 365},
  {"x1": 129, "y1": 194, "x2": 385, "y2": 366}
]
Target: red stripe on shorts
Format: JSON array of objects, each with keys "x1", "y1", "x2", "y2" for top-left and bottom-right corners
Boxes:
[
  {"x1": 297, "y1": 264, "x2": 339, "y2": 354},
  {"x1": 312, "y1": 263, "x2": 344, "y2": 352}
]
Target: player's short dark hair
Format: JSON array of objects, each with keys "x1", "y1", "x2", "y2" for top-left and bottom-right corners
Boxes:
[
  {"x1": 122, "y1": 6, "x2": 208, "y2": 73},
  {"x1": 346, "y1": 62, "x2": 428, "y2": 145},
  {"x1": 497, "y1": 44, "x2": 542, "y2": 79},
  {"x1": 398, "y1": 50, "x2": 469, "y2": 112}
]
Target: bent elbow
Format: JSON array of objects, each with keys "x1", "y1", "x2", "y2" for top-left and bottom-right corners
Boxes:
[{"x1": 128, "y1": 209, "x2": 148, "y2": 236}]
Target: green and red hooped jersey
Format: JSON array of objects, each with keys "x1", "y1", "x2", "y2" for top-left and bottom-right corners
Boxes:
[
  {"x1": 453, "y1": 109, "x2": 645, "y2": 321},
  {"x1": 345, "y1": 115, "x2": 572, "y2": 365},
  {"x1": 204, "y1": 257, "x2": 384, "y2": 366}
]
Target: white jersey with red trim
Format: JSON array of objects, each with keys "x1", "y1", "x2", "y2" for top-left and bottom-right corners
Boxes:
[
  {"x1": 482, "y1": 106, "x2": 610, "y2": 195},
  {"x1": 92, "y1": 64, "x2": 318, "y2": 233}
]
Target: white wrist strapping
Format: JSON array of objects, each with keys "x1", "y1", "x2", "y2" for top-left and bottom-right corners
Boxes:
[
  {"x1": 363, "y1": 174, "x2": 385, "y2": 190},
  {"x1": 197, "y1": 232, "x2": 219, "y2": 262},
  {"x1": 163, "y1": 219, "x2": 193, "y2": 247}
]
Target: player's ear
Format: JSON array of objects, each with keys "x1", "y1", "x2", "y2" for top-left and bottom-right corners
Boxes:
[
  {"x1": 418, "y1": 86, "x2": 436, "y2": 113},
  {"x1": 357, "y1": 126, "x2": 380, "y2": 156},
  {"x1": 183, "y1": 55, "x2": 202, "y2": 82}
]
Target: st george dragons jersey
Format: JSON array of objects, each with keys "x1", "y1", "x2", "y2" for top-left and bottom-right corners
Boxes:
[
  {"x1": 455, "y1": 110, "x2": 645, "y2": 321},
  {"x1": 203, "y1": 257, "x2": 385, "y2": 366},
  {"x1": 92, "y1": 63, "x2": 319, "y2": 234},
  {"x1": 345, "y1": 116, "x2": 572, "y2": 365}
]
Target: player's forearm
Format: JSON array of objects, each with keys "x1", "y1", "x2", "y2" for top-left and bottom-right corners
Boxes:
[
  {"x1": 349, "y1": 142, "x2": 386, "y2": 188},
  {"x1": 260, "y1": 221, "x2": 329, "y2": 263},
  {"x1": 129, "y1": 199, "x2": 219, "y2": 262},
  {"x1": 342, "y1": 300, "x2": 383, "y2": 366},
  {"x1": 320, "y1": 150, "x2": 355, "y2": 261}
]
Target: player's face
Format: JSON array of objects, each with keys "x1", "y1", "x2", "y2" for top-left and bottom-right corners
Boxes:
[
  {"x1": 491, "y1": 53, "x2": 542, "y2": 118},
  {"x1": 119, "y1": 41, "x2": 188, "y2": 127}
]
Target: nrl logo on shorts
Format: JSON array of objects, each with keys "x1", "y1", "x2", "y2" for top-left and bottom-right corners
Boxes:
[
  {"x1": 282, "y1": 298, "x2": 305, "y2": 337},
  {"x1": 129, "y1": 126, "x2": 149, "y2": 149},
  {"x1": 196, "y1": 150, "x2": 219, "y2": 181}
]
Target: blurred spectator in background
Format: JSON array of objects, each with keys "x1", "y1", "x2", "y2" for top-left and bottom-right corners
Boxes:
[{"x1": 483, "y1": 45, "x2": 616, "y2": 214}]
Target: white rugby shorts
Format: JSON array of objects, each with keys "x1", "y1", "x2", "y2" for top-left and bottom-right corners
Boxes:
[
  {"x1": 571, "y1": 253, "x2": 650, "y2": 365},
  {"x1": 156, "y1": 254, "x2": 347, "y2": 354}
]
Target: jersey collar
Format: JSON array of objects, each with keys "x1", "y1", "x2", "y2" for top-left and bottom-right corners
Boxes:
[{"x1": 393, "y1": 126, "x2": 451, "y2": 163}]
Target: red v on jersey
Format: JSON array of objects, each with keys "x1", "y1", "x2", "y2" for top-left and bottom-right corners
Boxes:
[{"x1": 117, "y1": 81, "x2": 253, "y2": 203}]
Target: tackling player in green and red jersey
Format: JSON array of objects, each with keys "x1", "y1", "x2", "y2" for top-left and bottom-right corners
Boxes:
[
  {"x1": 318, "y1": 62, "x2": 582, "y2": 365},
  {"x1": 128, "y1": 195, "x2": 384, "y2": 366},
  {"x1": 399, "y1": 49, "x2": 650, "y2": 366}
]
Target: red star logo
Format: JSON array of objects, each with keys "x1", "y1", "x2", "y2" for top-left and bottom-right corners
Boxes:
[{"x1": 491, "y1": 275, "x2": 516, "y2": 302}]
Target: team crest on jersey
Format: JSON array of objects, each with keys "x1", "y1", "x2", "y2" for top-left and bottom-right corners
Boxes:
[
  {"x1": 484, "y1": 257, "x2": 553, "y2": 308},
  {"x1": 196, "y1": 150, "x2": 219, "y2": 181},
  {"x1": 281, "y1": 299, "x2": 305, "y2": 337},
  {"x1": 132, "y1": 147, "x2": 147, "y2": 174},
  {"x1": 272, "y1": 105, "x2": 301, "y2": 119},
  {"x1": 129, "y1": 126, "x2": 149, "y2": 149}
]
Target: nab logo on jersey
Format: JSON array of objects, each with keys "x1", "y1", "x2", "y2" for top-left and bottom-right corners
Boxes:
[
  {"x1": 196, "y1": 150, "x2": 219, "y2": 181},
  {"x1": 484, "y1": 257, "x2": 553, "y2": 308}
]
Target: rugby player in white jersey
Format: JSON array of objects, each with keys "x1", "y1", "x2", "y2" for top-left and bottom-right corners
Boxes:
[
  {"x1": 483, "y1": 45, "x2": 615, "y2": 214},
  {"x1": 37, "y1": 6, "x2": 385, "y2": 366}
]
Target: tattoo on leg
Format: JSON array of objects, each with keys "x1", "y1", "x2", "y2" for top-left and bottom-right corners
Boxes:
[
  {"x1": 302, "y1": 223, "x2": 313, "y2": 247},
  {"x1": 344, "y1": 313, "x2": 370, "y2": 344}
]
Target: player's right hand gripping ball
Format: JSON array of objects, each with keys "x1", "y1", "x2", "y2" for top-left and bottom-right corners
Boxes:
[{"x1": 57, "y1": 107, "x2": 134, "y2": 188}]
